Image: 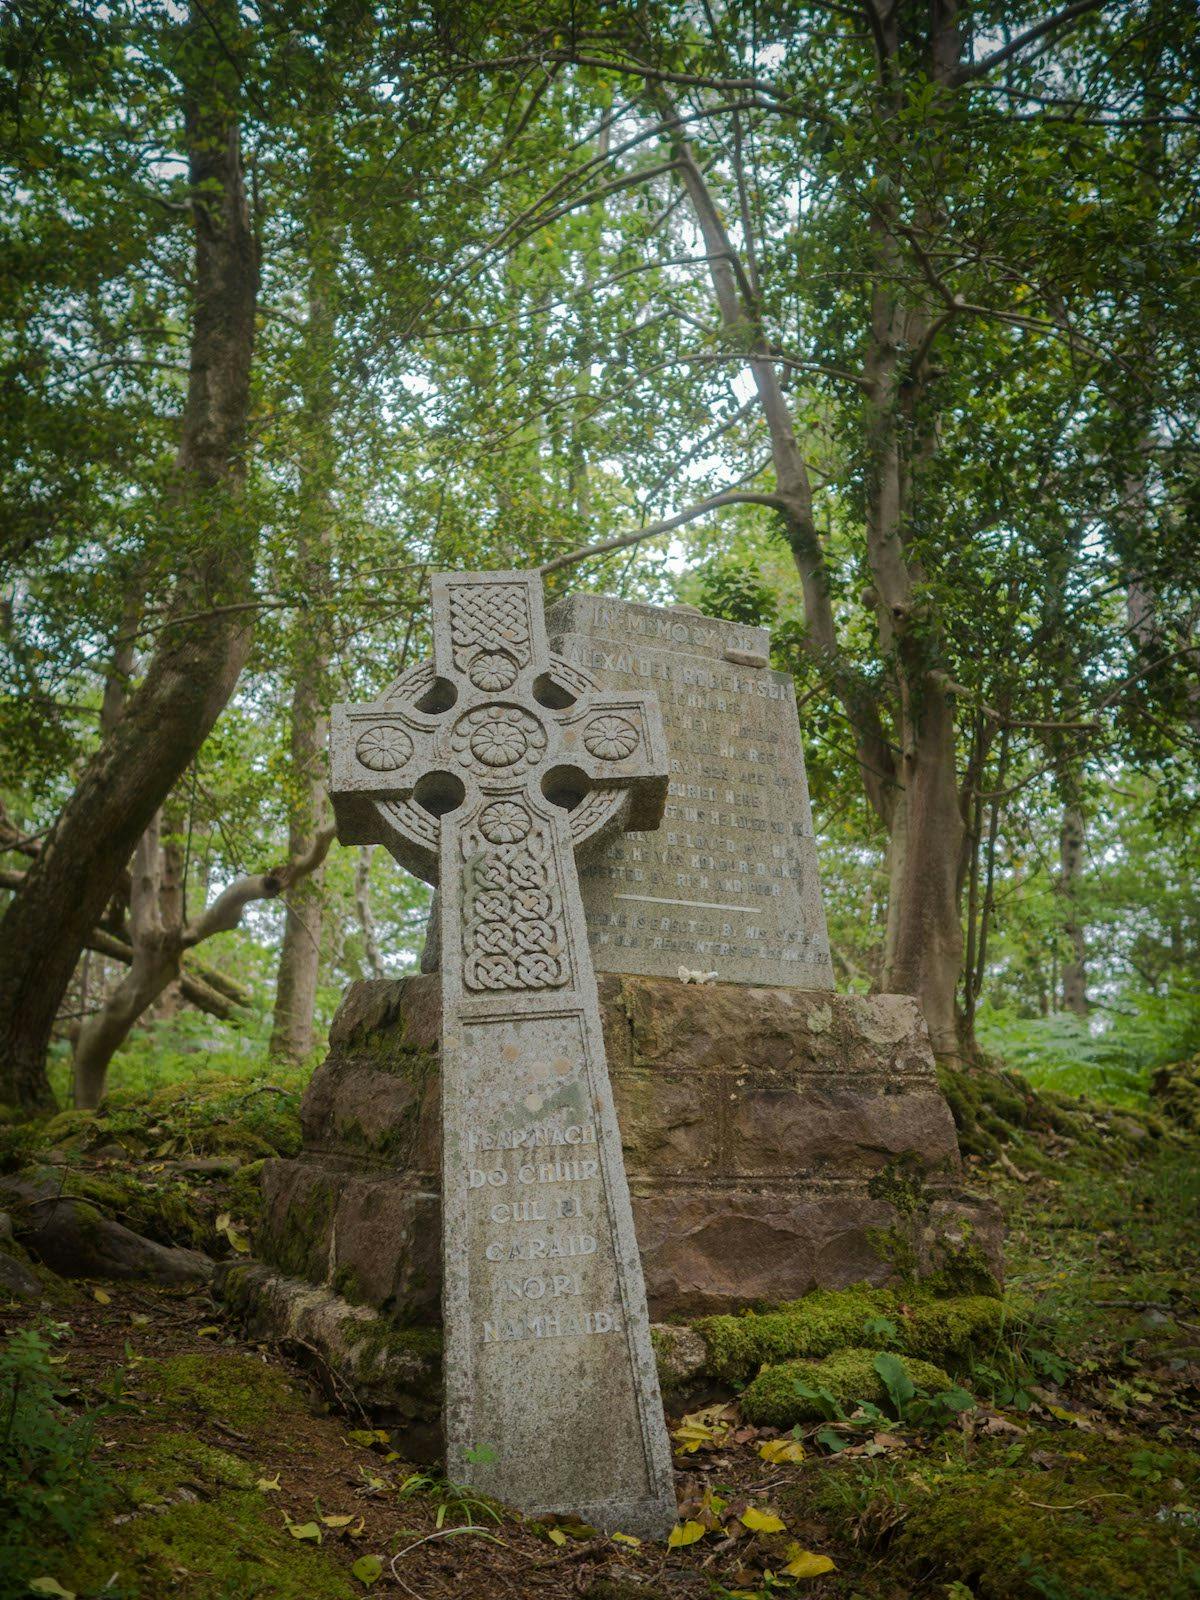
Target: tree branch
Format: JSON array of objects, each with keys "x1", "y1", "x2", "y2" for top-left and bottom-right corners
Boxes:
[
  {"x1": 539, "y1": 489, "x2": 788, "y2": 576},
  {"x1": 181, "y1": 823, "x2": 337, "y2": 946},
  {"x1": 952, "y1": 0, "x2": 1103, "y2": 86}
]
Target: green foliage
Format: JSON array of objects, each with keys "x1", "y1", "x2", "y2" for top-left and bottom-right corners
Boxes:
[
  {"x1": 978, "y1": 999, "x2": 1200, "y2": 1109},
  {"x1": 0, "y1": 1325, "x2": 107, "y2": 1600}
]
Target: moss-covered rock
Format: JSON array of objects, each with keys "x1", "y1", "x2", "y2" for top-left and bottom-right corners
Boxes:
[
  {"x1": 58, "y1": 1169, "x2": 207, "y2": 1249},
  {"x1": 694, "y1": 1286, "x2": 1014, "y2": 1382},
  {"x1": 740, "y1": 1348, "x2": 953, "y2": 1426},
  {"x1": 228, "y1": 1156, "x2": 267, "y2": 1227},
  {"x1": 1152, "y1": 1053, "x2": 1200, "y2": 1134}
]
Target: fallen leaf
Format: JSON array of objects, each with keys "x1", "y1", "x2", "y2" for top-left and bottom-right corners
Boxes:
[
  {"x1": 92, "y1": 1288, "x2": 111, "y2": 1305},
  {"x1": 667, "y1": 1519, "x2": 706, "y2": 1547},
  {"x1": 345, "y1": 1429, "x2": 391, "y2": 1449},
  {"x1": 611, "y1": 1531, "x2": 641, "y2": 1547},
  {"x1": 759, "y1": 1437, "x2": 806, "y2": 1464},
  {"x1": 351, "y1": 1553, "x2": 383, "y2": 1586},
  {"x1": 741, "y1": 1507, "x2": 787, "y2": 1533},
  {"x1": 673, "y1": 1404, "x2": 737, "y2": 1454},
  {"x1": 28, "y1": 1582, "x2": 75, "y2": 1599},
  {"x1": 285, "y1": 1519, "x2": 322, "y2": 1542},
  {"x1": 256, "y1": 1474, "x2": 282, "y2": 1493},
  {"x1": 782, "y1": 1545, "x2": 837, "y2": 1578},
  {"x1": 546, "y1": 1527, "x2": 568, "y2": 1546},
  {"x1": 321, "y1": 1513, "x2": 356, "y2": 1528},
  {"x1": 196, "y1": 1325, "x2": 222, "y2": 1338},
  {"x1": 1046, "y1": 1405, "x2": 1094, "y2": 1430}
]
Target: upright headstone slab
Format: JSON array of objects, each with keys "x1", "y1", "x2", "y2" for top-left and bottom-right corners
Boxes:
[
  {"x1": 328, "y1": 572, "x2": 677, "y2": 1536},
  {"x1": 547, "y1": 594, "x2": 835, "y2": 989}
]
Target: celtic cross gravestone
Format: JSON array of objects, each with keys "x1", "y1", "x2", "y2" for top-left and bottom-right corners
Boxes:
[{"x1": 328, "y1": 571, "x2": 677, "y2": 1536}]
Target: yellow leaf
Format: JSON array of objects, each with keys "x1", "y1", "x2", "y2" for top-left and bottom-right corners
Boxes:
[
  {"x1": 782, "y1": 1546, "x2": 836, "y2": 1578},
  {"x1": 256, "y1": 1474, "x2": 282, "y2": 1492},
  {"x1": 546, "y1": 1527, "x2": 568, "y2": 1545},
  {"x1": 611, "y1": 1531, "x2": 641, "y2": 1547},
  {"x1": 672, "y1": 1404, "x2": 735, "y2": 1454},
  {"x1": 285, "y1": 1519, "x2": 322, "y2": 1542},
  {"x1": 667, "y1": 1519, "x2": 706, "y2": 1548},
  {"x1": 92, "y1": 1287, "x2": 111, "y2": 1305},
  {"x1": 1047, "y1": 1405, "x2": 1093, "y2": 1430},
  {"x1": 322, "y1": 1513, "x2": 355, "y2": 1528},
  {"x1": 758, "y1": 1437, "x2": 806, "y2": 1463},
  {"x1": 741, "y1": 1507, "x2": 787, "y2": 1533},
  {"x1": 29, "y1": 1582, "x2": 75, "y2": 1600},
  {"x1": 196, "y1": 1325, "x2": 221, "y2": 1338}
]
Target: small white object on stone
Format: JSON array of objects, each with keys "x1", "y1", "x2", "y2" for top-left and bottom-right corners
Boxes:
[{"x1": 678, "y1": 966, "x2": 718, "y2": 984}]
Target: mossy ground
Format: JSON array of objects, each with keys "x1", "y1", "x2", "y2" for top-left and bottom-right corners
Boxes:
[{"x1": 2, "y1": 1061, "x2": 1196, "y2": 1598}]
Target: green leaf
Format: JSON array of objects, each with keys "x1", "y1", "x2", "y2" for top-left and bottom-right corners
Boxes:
[
  {"x1": 873, "y1": 1352, "x2": 916, "y2": 1412},
  {"x1": 352, "y1": 1554, "x2": 384, "y2": 1586},
  {"x1": 29, "y1": 1582, "x2": 76, "y2": 1600}
]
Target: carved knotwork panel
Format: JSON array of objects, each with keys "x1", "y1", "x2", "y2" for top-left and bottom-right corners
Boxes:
[{"x1": 460, "y1": 801, "x2": 570, "y2": 992}]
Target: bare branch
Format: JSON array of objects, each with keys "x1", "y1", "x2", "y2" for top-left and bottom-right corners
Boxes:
[
  {"x1": 181, "y1": 824, "x2": 337, "y2": 946},
  {"x1": 539, "y1": 489, "x2": 788, "y2": 577}
]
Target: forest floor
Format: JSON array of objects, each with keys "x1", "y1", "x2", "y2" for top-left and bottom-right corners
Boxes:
[{"x1": 2, "y1": 1064, "x2": 1198, "y2": 1600}]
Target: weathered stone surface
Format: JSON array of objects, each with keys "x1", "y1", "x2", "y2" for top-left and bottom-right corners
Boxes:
[
  {"x1": 0, "y1": 1248, "x2": 42, "y2": 1301},
  {"x1": 2, "y1": 1176, "x2": 213, "y2": 1286},
  {"x1": 546, "y1": 594, "x2": 834, "y2": 990},
  {"x1": 326, "y1": 571, "x2": 677, "y2": 1537},
  {"x1": 218, "y1": 1260, "x2": 442, "y2": 1449},
  {"x1": 258, "y1": 975, "x2": 1000, "y2": 1329}
]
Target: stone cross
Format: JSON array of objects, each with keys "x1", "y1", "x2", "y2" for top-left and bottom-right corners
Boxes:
[{"x1": 329, "y1": 571, "x2": 677, "y2": 1537}]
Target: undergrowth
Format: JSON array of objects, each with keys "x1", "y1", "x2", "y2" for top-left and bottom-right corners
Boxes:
[{"x1": 0, "y1": 1324, "x2": 108, "y2": 1600}]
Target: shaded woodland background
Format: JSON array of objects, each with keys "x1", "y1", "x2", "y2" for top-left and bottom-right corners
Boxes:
[{"x1": 2, "y1": 0, "x2": 1198, "y2": 1113}]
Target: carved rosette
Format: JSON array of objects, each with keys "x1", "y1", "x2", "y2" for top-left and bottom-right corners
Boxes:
[
  {"x1": 451, "y1": 705, "x2": 547, "y2": 776},
  {"x1": 355, "y1": 724, "x2": 413, "y2": 772},
  {"x1": 461, "y1": 804, "x2": 569, "y2": 992},
  {"x1": 583, "y1": 714, "x2": 639, "y2": 761}
]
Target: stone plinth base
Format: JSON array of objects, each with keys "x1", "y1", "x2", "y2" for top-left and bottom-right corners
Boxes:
[{"x1": 253, "y1": 975, "x2": 1000, "y2": 1329}]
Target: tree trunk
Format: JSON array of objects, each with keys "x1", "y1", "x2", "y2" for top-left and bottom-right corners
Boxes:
[
  {"x1": 74, "y1": 818, "x2": 335, "y2": 1105},
  {"x1": 269, "y1": 208, "x2": 336, "y2": 1063},
  {"x1": 269, "y1": 648, "x2": 330, "y2": 1060},
  {"x1": 73, "y1": 814, "x2": 181, "y2": 1108},
  {"x1": 1059, "y1": 798, "x2": 1089, "y2": 1016},
  {"x1": 0, "y1": 0, "x2": 258, "y2": 1109},
  {"x1": 880, "y1": 681, "x2": 965, "y2": 1056},
  {"x1": 354, "y1": 847, "x2": 386, "y2": 980},
  {"x1": 863, "y1": 0, "x2": 966, "y2": 1057}
]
